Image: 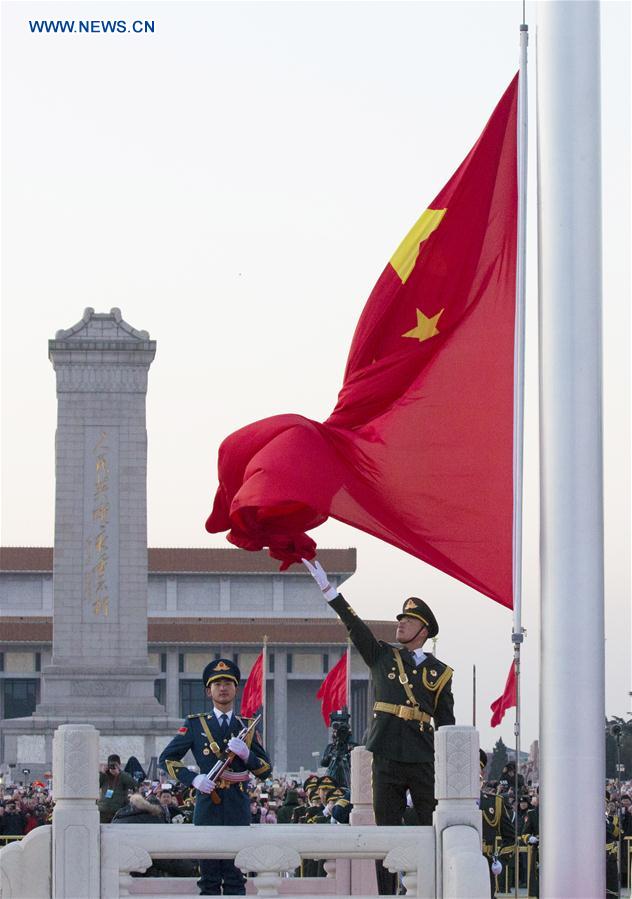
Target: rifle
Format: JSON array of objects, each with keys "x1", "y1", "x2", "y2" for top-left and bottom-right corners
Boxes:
[{"x1": 206, "y1": 714, "x2": 262, "y2": 805}]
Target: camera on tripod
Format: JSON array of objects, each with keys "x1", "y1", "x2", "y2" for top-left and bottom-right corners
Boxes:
[{"x1": 321, "y1": 709, "x2": 355, "y2": 789}]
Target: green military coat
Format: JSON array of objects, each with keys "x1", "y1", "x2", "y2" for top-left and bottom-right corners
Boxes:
[{"x1": 329, "y1": 593, "x2": 455, "y2": 763}]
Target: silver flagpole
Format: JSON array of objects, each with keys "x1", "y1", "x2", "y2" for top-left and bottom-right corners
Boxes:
[
  {"x1": 512, "y1": 18, "x2": 529, "y2": 898},
  {"x1": 537, "y1": 2, "x2": 605, "y2": 896}
]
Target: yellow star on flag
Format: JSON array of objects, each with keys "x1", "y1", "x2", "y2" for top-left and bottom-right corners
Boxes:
[{"x1": 402, "y1": 308, "x2": 444, "y2": 342}]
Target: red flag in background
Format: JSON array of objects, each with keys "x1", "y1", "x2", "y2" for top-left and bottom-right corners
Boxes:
[
  {"x1": 490, "y1": 661, "x2": 517, "y2": 727},
  {"x1": 206, "y1": 76, "x2": 518, "y2": 608},
  {"x1": 240, "y1": 652, "x2": 264, "y2": 717},
  {"x1": 316, "y1": 652, "x2": 348, "y2": 726}
]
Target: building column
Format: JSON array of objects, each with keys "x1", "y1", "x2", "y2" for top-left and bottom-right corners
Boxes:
[
  {"x1": 273, "y1": 650, "x2": 287, "y2": 773},
  {"x1": 166, "y1": 577, "x2": 177, "y2": 613},
  {"x1": 165, "y1": 650, "x2": 180, "y2": 719}
]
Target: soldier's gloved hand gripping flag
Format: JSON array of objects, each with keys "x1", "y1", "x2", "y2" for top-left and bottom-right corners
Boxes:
[{"x1": 207, "y1": 76, "x2": 518, "y2": 608}]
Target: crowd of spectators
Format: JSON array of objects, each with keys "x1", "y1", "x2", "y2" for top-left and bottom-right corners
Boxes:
[
  {"x1": 3, "y1": 761, "x2": 632, "y2": 892},
  {"x1": 0, "y1": 782, "x2": 53, "y2": 839}
]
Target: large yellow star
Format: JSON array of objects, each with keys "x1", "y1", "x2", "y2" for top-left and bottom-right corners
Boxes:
[{"x1": 402, "y1": 308, "x2": 444, "y2": 342}]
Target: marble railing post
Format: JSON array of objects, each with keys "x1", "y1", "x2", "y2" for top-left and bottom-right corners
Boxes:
[
  {"x1": 349, "y1": 746, "x2": 378, "y2": 895},
  {"x1": 52, "y1": 724, "x2": 101, "y2": 898},
  {"x1": 433, "y1": 725, "x2": 484, "y2": 899}
]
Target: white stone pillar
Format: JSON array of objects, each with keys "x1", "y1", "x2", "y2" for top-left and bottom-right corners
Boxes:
[
  {"x1": 433, "y1": 725, "x2": 481, "y2": 899},
  {"x1": 349, "y1": 746, "x2": 377, "y2": 895},
  {"x1": 52, "y1": 724, "x2": 101, "y2": 898}
]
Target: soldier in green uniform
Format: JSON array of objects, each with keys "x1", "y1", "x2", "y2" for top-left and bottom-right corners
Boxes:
[
  {"x1": 520, "y1": 796, "x2": 539, "y2": 897},
  {"x1": 479, "y1": 750, "x2": 515, "y2": 899},
  {"x1": 303, "y1": 558, "x2": 455, "y2": 894}
]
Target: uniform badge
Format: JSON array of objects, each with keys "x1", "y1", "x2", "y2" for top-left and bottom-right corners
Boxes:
[
  {"x1": 489, "y1": 806, "x2": 494, "y2": 814},
  {"x1": 178, "y1": 726, "x2": 188, "y2": 734},
  {"x1": 215, "y1": 660, "x2": 230, "y2": 671},
  {"x1": 404, "y1": 598, "x2": 417, "y2": 610},
  {"x1": 388, "y1": 672, "x2": 396, "y2": 679},
  {"x1": 203, "y1": 748, "x2": 210, "y2": 755},
  {"x1": 430, "y1": 669, "x2": 437, "y2": 677}
]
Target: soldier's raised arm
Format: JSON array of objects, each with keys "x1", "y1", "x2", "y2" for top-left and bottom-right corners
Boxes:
[{"x1": 302, "y1": 558, "x2": 384, "y2": 667}]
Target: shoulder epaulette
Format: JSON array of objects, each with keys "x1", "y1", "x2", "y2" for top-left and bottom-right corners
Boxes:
[
  {"x1": 187, "y1": 712, "x2": 205, "y2": 719},
  {"x1": 421, "y1": 657, "x2": 454, "y2": 711}
]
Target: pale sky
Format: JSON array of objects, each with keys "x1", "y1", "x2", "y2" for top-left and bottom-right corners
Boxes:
[{"x1": 1, "y1": 0, "x2": 630, "y2": 753}]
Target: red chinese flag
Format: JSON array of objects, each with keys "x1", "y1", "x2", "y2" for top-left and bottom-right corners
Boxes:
[
  {"x1": 490, "y1": 661, "x2": 517, "y2": 727},
  {"x1": 240, "y1": 652, "x2": 264, "y2": 717},
  {"x1": 206, "y1": 76, "x2": 518, "y2": 607},
  {"x1": 316, "y1": 652, "x2": 348, "y2": 726}
]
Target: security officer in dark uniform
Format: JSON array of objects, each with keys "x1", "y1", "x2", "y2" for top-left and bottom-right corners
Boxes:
[
  {"x1": 303, "y1": 558, "x2": 455, "y2": 894},
  {"x1": 159, "y1": 659, "x2": 271, "y2": 896}
]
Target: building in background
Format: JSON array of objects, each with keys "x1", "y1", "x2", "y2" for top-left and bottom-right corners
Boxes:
[
  {"x1": 0, "y1": 310, "x2": 392, "y2": 780},
  {"x1": 0, "y1": 545, "x2": 395, "y2": 777}
]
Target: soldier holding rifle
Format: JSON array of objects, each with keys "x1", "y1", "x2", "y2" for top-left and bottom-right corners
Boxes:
[{"x1": 159, "y1": 658, "x2": 271, "y2": 896}]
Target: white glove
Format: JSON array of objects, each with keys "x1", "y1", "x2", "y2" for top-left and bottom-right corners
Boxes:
[
  {"x1": 491, "y1": 858, "x2": 502, "y2": 876},
  {"x1": 302, "y1": 558, "x2": 338, "y2": 601},
  {"x1": 227, "y1": 737, "x2": 250, "y2": 761},
  {"x1": 193, "y1": 774, "x2": 215, "y2": 793},
  {"x1": 528, "y1": 835, "x2": 539, "y2": 844}
]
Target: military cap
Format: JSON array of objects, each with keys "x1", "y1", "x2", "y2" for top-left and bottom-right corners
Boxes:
[
  {"x1": 303, "y1": 774, "x2": 319, "y2": 790},
  {"x1": 202, "y1": 658, "x2": 240, "y2": 687},
  {"x1": 396, "y1": 597, "x2": 439, "y2": 638},
  {"x1": 318, "y1": 775, "x2": 338, "y2": 793}
]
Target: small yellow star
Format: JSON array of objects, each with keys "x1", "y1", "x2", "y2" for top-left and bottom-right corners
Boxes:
[{"x1": 402, "y1": 308, "x2": 444, "y2": 342}]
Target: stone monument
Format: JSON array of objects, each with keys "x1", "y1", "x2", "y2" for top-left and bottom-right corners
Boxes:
[{"x1": 1, "y1": 309, "x2": 178, "y2": 765}]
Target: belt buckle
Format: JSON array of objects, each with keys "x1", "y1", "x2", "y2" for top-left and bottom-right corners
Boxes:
[
  {"x1": 398, "y1": 674, "x2": 409, "y2": 685},
  {"x1": 398, "y1": 705, "x2": 413, "y2": 720}
]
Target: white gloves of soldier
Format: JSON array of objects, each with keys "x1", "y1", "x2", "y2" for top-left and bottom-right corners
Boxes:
[
  {"x1": 228, "y1": 737, "x2": 250, "y2": 761},
  {"x1": 192, "y1": 774, "x2": 215, "y2": 793},
  {"x1": 302, "y1": 558, "x2": 339, "y2": 601},
  {"x1": 528, "y1": 835, "x2": 539, "y2": 845},
  {"x1": 491, "y1": 858, "x2": 502, "y2": 876}
]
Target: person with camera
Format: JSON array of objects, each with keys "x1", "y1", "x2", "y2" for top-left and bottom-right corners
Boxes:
[
  {"x1": 98, "y1": 754, "x2": 137, "y2": 823},
  {"x1": 303, "y1": 558, "x2": 455, "y2": 895},
  {"x1": 320, "y1": 712, "x2": 358, "y2": 789}
]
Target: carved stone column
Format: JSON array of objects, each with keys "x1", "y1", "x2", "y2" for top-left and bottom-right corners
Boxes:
[
  {"x1": 38, "y1": 308, "x2": 162, "y2": 721},
  {"x1": 349, "y1": 745, "x2": 377, "y2": 895},
  {"x1": 433, "y1": 725, "x2": 482, "y2": 899},
  {"x1": 52, "y1": 724, "x2": 101, "y2": 898}
]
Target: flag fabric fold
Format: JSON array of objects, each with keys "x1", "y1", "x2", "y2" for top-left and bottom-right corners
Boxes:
[
  {"x1": 490, "y1": 661, "x2": 517, "y2": 727},
  {"x1": 206, "y1": 76, "x2": 518, "y2": 607},
  {"x1": 239, "y1": 651, "x2": 264, "y2": 717},
  {"x1": 316, "y1": 652, "x2": 348, "y2": 726}
]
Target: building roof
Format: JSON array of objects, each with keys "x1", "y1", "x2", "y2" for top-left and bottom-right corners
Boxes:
[
  {"x1": 0, "y1": 547, "x2": 356, "y2": 575},
  {"x1": 0, "y1": 616, "x2": 395, "y2": 646}
]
